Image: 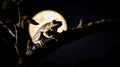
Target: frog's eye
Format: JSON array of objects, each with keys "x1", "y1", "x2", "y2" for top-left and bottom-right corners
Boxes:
[
  {"x1": 52, "y1": 20, "x2": 62, "y2": 25},
  {"x1": 52, "y1": 20, "x2": 56, "y2": 24}
]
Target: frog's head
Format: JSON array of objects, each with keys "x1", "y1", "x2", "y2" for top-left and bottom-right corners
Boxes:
[
  {"x1": 49, "y1": 20, "x2": 62, "y2": 32},
  {"x1": 52, "y1": 20, "x2": 62, "y2": 28}
]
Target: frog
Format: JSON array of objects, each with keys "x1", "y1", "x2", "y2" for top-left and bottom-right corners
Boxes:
[{"x1": 32, "y1": 20, "x2": 62, "y2": 49}]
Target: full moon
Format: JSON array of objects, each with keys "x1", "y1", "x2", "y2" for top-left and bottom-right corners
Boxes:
[{"x1": 29, "y1": 10, "x2": 68, "y2": 38}]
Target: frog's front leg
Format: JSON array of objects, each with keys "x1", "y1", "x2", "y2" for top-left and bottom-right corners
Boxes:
[
  {"x1": 43, "y1": 32, "x2": 58, "y2": 41},
  {"x1": 32, "y1": 32, "x2": 45, "y2": 49},
  {"x1": 32, "y1": 39, "x2": 44, "y2": 50}
]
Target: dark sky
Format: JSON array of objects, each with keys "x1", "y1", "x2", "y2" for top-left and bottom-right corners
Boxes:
[
  {"x1": 0, "y1": 1, "x2": 120, "y2": 66},
  {"x1": 20, "y1": 0, "x2": 119, "y2": 27},
  {"x1": 0, "y1": 0, "x2": 119, "y2": 28}
]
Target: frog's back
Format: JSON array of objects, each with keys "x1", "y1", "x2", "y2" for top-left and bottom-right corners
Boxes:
[
  {"x1": 37, "y1": 22, "x2": 51, "y2": 32},
  {"x1": 32, "y1": 22, "x2": 51, "y2": 39}
]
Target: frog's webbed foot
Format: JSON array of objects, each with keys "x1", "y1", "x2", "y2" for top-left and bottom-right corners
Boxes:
[
  {"x1": 32, "y1": 40, "x2": 45, "y2": 50},
  {"x1": 50, "y1": 36, "x2": 58, "y2": 42}
]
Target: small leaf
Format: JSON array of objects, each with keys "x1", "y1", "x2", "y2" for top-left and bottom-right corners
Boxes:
[
  {"x1": 22, "y1": 15, "x2": 39, "y2": 25},
  {"x1": 27, "y1": 19, "x2": 39, "y2": 25},
  {"x1": 5, "y1": 20, "x2": 12, "y2": 24},
  {"x1": 2, "y1": 0, "x2": 17, "y2": 10},
  {"x1": 2, "y1": 0, "x2": 10, "y2": 9}
]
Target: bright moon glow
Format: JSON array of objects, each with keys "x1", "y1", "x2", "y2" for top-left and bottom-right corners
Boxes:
[{"x1": 29, "y1": 10, "x2": 68, "y2": 38}]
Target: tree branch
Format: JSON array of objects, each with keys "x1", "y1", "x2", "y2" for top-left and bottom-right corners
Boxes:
[{"x1": 0, "y1": 21, "x2": 15, "y2": 37}]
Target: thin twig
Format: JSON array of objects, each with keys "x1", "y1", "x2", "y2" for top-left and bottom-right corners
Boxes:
[
  {"x1": 0, "y1": 21, "x2": 15, "y2": 37},
  {"x1": 15, "y1": 2, "x2": 23, "y2": 67},
  {"x1": 18, "y1": 6, "x2": 21, "y2": 28}
]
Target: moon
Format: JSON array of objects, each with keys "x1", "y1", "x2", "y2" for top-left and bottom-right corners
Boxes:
[{"x1": 29, "y1": 10, "x2": 68, "y2": 38}]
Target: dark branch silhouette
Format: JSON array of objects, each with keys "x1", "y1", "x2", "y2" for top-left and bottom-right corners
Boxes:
[{"x1": 24, "y1": 19, "x2": 120, "y2": 67}]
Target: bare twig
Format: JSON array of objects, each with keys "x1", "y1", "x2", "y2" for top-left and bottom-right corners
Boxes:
[
  {"x1": 17, "y1": 6, "x2": 21, "y2": 28},
  {"x1": 0, "y1": 21, "x2": 15, "y2": 37}
]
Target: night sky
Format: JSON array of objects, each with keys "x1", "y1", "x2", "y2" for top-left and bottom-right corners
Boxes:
[
  {"x1": 0, "y1": 0, "x2": 120, "y2": 67},
  {"x1": 19, "y1": 0, "x2": 120, "y2": 27},
  {"x1": 0, "y1": 0, "x2": 119, "y2": 28}
]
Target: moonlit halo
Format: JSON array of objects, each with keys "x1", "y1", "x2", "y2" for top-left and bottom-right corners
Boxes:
[{"x1": 29, "y1": 10, "x2": 68, "y2": 38}]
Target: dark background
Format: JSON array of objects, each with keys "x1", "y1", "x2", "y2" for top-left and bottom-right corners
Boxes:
[
  {"x1": 0, "y1": 0, "x2": 119, "y2": 28},
  {"x1": 0, "y1": 0, "x2": 120, "y2": 67}
]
